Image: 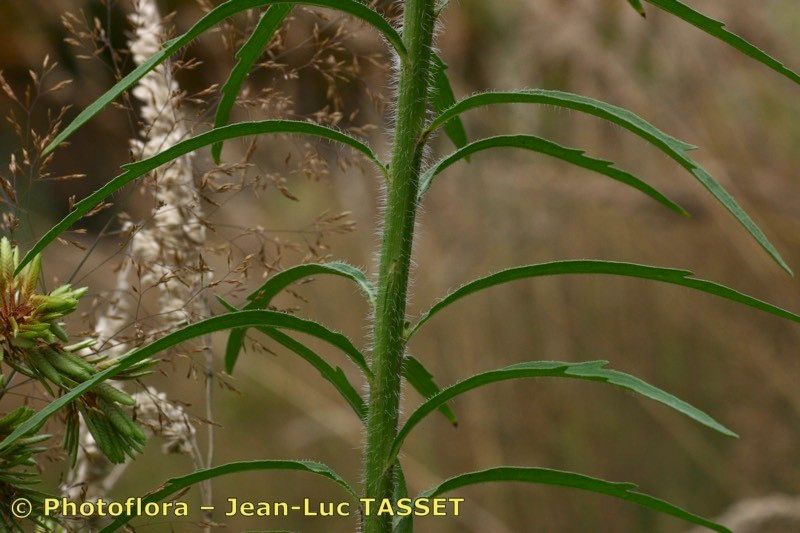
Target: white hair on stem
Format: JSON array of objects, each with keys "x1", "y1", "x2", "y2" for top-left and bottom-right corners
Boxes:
[{"x1": 63, "y1": 1, "x2": 214, "y2": 528}]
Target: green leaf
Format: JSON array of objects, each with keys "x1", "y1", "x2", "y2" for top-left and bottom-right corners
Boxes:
[
  {"x1": 223, "y1": 308, "x2": 455, "y2": 432},
  {"x1": 122, "y1": 121, "x2": 380, "y2": 175},
  {"x1": 215, "y1": 300, "x2": 370, "y2": 379},
  {"x1": 212, "y1": 5, "x2": 293, "y2": 163},
  {"x1": 0, "y1": 310, "x2": 369, "y2": 451},
  {"x1": 224, "y1": 328, "x2": 249, "y2": 376},
  {"x1": 418, "y1": 134, "x2": 686, "y2": 215},
  {"x1": 393, "y1": 462, "x2": 413, "y2": 533},
  {"x1": 223, "y1": 280, "x2": 458, "y2": 425},
  {"x1": 222, "y1": 295, "x2": 456, "y2": 426},
  {"x1": 224, "y1": 262, "x2": 375, "y2": 373},
  {"x1": 218, "y1": 297, "x2": 366, "y2": 419},
  {"x1": 100, "y1": 460, "x2": 356, "y2": 532},
  {"x1": 247, "y1": 262, "x2": 376, "y2": 309},
  {"x1": 425, "y1": 90, "x2": 791, "y2": 274},
  {"x1": 43, "y1": 0, "x2": 406, "y2": 155},
  {"x1": 419, "y1": 467, "x2": 729, "y2": 532},
  {"x1": 403, "y1": 355, "x2": 458, "y2": 426},
  {"x1": 430, "y1": 56, "x2": 468, "y2": 151},
  {"x1": 390, "y1": 360, "x2": 735, "y2": 465},
  {"x1": 626, "y1": 0, "x2": 646, "y2": 17},
  {"x1": 18, "y1": 121, "x2": 383, "y2": 275},
  {"x1": 644, "y1": 0, "x2": 800, "y2": 85},
  {"x1": 426, "y1": 90, "x2": 695, "y2": 150},
  {"x1": 259, "y1": 328, "x2": 367, "y2": 419},
  {"x1": 409, "y1": 260, "x2": 800, "y2": 338}
]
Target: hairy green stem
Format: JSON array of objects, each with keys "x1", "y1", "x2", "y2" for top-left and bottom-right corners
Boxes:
[{"x1": 362, "y1": 0, "x2": 436, "y2": 531}]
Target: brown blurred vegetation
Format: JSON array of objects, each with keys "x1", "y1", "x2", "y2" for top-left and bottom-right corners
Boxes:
[{"x1": 2, "y1": 0, "x2": 800, "y2": 531}]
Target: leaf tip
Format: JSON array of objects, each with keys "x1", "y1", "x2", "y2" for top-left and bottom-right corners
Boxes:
[
  {"x1": 42, "y1": 142, "x2": 57, "y2": 156},
  {"x1": 717, "y1": 425, "x2": 739, "y2": 439},
  {"x1": 769, "y1": 251, "x2": 794, "y2": 276},
  {"x1": 211, "y1": 143, "x2": 223, "y2": 165}
]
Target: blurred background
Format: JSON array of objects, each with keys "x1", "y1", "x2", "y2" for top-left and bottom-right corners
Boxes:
[{"x1": 2, "y1": 0, "x2": 800, "y2": 531}]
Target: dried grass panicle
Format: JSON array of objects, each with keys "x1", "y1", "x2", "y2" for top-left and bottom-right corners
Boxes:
[
  {"x1": 132, "y1": 387, "x2": 198, "y2": 455},
  {"x1": 0, "y1": 58, "x2": 73, "y2": 236},
  {"x1": 128, "y1": 0, "x2": 210, "y2": 331},
  {"x1": 65, "y1": 0, "x2": 209, "y2": 509}
]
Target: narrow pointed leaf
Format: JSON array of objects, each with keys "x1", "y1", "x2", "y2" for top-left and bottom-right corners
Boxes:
[
  {"x1": 409, "y1": 260, "x2": 800, "y2": 338},
  {"x1": 393, "y1": 462, "x2": 413, "y2": 533},
  {"x1": 391, "y1": 360, "x2": 733, "y2": 467},
  {"x1": 221, "y1": 296, "x2": 456, "y2": 426},
  {"x1": 224, "y1": 262, "x2": 375, "y2": 373},
  {"x1": 247, "y1": 262, "x2": 376, "y2": 309},
  {"x1": 100, "y1": 460, "x2": 355, "y2": 532},
  {"x1": 218, "y1": 297, "x2": 366, "y2": 419},
  {"x1": 627, "y1": 0, "x2": 646, "y2": 17},
  {"x1": 212, "y1": 5, "x2": 293, "y2": 163},
  {"x1": 0, "y1": 310, "x2": 369, "y2": 451},
  {"x1": 224, "y1": 328, "x2": 248, "y2": 375},
  {"x1": 430, "y1": 56, "x2": 468, "y2": 151},
  {"x1": 258, "y1": 327, "x2": 367, "y2": 419},
  {"x1": 426, "y1": 90, "x2": 790, "y2": 273},
  {"x1": 419, "y1": 134, "x2": 686, "y2": 215},
  {"x1": 644, "y1": 0, "x2": 800, "y2": 85},
  {"x1": 43, "y1": 0, "x2": 405, "y2": 155},
  {"x1": 419, "y1": 467, "x2": 728, "y2": 532},
  {"x1": 18, "y1": 121, "x2": 382, "y2": 274},
  {"x1": 404, "y1": 355, "x2": 458, "y2": 426},
  {"x1": 221, "y1": 299, "x2": 456, "y2": 433},
  {"x1": 427, "y1": 90, "x2": 694, "y2": 150},
  {"x1": 122, "y1": 121, "x2": 380, "y2": 175},
  {"x1": 268, "y1": 313, "x2": 371, "y2": 378}
]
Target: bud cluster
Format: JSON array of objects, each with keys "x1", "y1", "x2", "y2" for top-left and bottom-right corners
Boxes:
[{"x1": 0, "y1": 238, "x2": 154, "y2": 464}]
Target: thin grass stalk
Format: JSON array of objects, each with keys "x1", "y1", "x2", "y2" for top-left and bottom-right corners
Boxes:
[{"x1": 362, "y1": 1, "x2": 437, "y2": 531}]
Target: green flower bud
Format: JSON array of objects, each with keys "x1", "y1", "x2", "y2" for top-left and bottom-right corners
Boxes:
[
  {"x1": 49, "y1": 322, "x2": 70, "y2": 343},
  {"x1": 20, "y1": 254, "x2": 41, "y2": 296},
  {"x1": 48, "y1": 284, "x2": 73, "y2": 297},
  {"x1": 0, "y1": 237, "x2": 14, "y2": 285},
  {"x1": 64, "y1": 338, "x2": 96, "y2": 352}
]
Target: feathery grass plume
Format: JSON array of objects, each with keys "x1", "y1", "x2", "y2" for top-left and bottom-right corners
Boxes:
[
  {"x1": 132, "y1": 387, "x2": 198, "y2": 456},
  {"x1": 127, "y1": 1, "x2": 216, "y2": 518},
  {"x1": 0, "y1": 238, "x2": 153, "y2": 466},
  {"x1": 128, "y1": 0, "x2": 209, "y2": 328},
  {"x1": 65, "y1": 0, "x2": 214, "y2": 520},
  {"x1": 0, "y1": 407, "x2": 50, "y2": 532}
]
